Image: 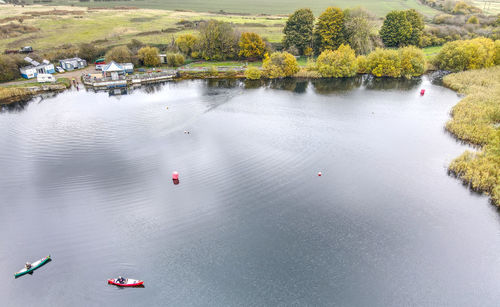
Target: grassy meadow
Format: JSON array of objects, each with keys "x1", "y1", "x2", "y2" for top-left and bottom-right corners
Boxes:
[
  {"x1": 444, "y1": 66, "x2": 500, "y2": 205},
  {"x1": 24, "y1": 0, "x2": 440, "y2": 17},
  {"x1": 0, "y1": 5, "x2": 286, "y2": 52}
]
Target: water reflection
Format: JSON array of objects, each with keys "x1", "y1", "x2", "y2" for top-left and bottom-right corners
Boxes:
[
  {"x1": 311, "y1": 77, "x2": 363, "y2": 94},
  {"x1": 362, "y1": 75, "x2": 421, "y2": 90}
]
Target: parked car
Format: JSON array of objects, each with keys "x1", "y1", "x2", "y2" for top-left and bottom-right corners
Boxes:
[{"x1": 56, "y1": 67, "x2": 65, "y2": 73}]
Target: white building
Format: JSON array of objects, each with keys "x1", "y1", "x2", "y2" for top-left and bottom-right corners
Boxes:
[{"x1": 20, "y1": 58, "x2": 55, "y2": 79}]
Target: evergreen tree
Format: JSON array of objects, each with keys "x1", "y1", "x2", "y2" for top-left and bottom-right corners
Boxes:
[{"x1": 283, "y1": 8, "x2": 314, "y2": 55}]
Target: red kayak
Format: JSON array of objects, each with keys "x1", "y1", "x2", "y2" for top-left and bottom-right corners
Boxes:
[{"x1": 108, "y1": 277, "x2": 144, "y2": 287}]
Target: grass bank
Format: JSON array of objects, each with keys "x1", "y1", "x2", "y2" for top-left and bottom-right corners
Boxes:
[{"x1": 443, "y1": 66, "x2": 500, "y2": 205}]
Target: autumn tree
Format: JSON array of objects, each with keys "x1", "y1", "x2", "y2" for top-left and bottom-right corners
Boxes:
[
  {"x1": 138, "y1": 46, "x2": 161, "y2": 67},
  {"x1": 380, "y1": 10, "x2": 424, "y2": 47},
  {"x1": 399, "y1": 46, "x2": 426, "y2": 78},
  {"x1": 283, "y1": 8, "x2": 314, "y2": 55},
  {"x1": 435, "y1": 37, "x2": 496, "y2": 71},
  {"x1": 105, "y1": 46, "x2": 133, "y2": 63},
  {"x1": 196, "y1": 20, "x2": 239, "y2": 60},
  {"x1": 344, "y1": 8, "x2": 378, "y2": 55},
  {"x1": 316, "y1": 44, "x2": 357, "y2": 77},
  {"x1": 262, "y1": 51, "x2": 299, "y2": 78},
  {"x1": 175, "y1": 34, "x2": 198, "y2": 56},
  {"x1": 314, "y1": 7, "x2": 345, "y2": 53},
  {"x1": 238, "y1": 32, "x2": 266, "y2": 59},
  {"x1": 405, "y1": 9, "x2": 424, "y2": 47},
  {"x1": 366, "y1": 48, "x2": 402, "y2": 77}
]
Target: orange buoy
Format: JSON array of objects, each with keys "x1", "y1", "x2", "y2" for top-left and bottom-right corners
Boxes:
[
  {"x1": 420, "y1": 89, "x2": 425, "y2": 96},
  {"x1": 172, "y1": 171, "x2": 179, "y2": 180}
]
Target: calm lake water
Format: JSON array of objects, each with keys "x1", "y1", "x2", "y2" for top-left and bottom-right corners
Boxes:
[{"x1": 1, "y1": 76, "x2": 500, "y2": 306}]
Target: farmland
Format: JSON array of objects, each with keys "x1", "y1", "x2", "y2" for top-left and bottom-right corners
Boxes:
[
  {"x1": 0, "y1": 5, "x2": 287, "y2": 52},
  {"x1": 24, "y1": 0, "x2": 441, "y2": 17}
]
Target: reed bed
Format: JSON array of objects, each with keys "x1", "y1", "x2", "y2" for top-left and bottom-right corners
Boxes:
[{"x1": 444, "y1": 66, "x2": 500, "y2": 205}]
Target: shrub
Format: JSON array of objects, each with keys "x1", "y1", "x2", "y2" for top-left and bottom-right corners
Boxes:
[
  {"x1": 356, "y1": 55, "x2": 369, "y2": 74},
  {"x1": 244, "y1": 66, "x2": 262, "y2": 80},
  {"x1": 316, "y1": 44, "x2": 357, "y2": 78},
  {"x1": 435, "y1": 37, "x2": 495, "y2": 71},
  {"x1": 166, "y1": 53, "x2": 185, "y2": 67},
  {"x1": 138, "y1": 46, "x2": 161, "y2": 67},
  {"x1": 467, "y1": 16, "x2": 479, "y2": 24},
  {"x1": 105, "y1": 46, "x2": 133, "y2": 63},
  {"x1": 78, "y1": 43, "x2": 105, "y2": 62},
  {"x1": 208, "y1": 65, "x2": 218, "y2": 76},
  {"x1": 262, "y1": 51, "x2": 299, "y2": 78},
  {"x1": 0, "y1": 55, "x2": 21, "y2": 82},
  {"x1": 399, "y1": 46, "x2": 426, "y2": 78},
  {"x1": 366, "y1": 48, "x2": 401, "y2": 77}
]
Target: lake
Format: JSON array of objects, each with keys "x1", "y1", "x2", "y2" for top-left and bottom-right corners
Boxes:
[{"x1": 1, "y1": 76, "x2": 500, "y2": 306}]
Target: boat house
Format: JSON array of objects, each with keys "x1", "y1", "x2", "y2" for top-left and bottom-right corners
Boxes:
[
  {"x1": 101, "y1": 61, "x2": 134, "y2": 80},
  {"x1": 59, "y1": 57, "x2": 87, "y2": 71},
  {"x1": 19, "y1": 59, "x2": 55, "y2": 79}
]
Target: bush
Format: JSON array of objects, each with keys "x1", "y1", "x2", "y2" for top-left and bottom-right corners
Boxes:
[
  {"x1": 262, "y1": 51, "x2": 299, "y2": 78},
  {"x1": 208, "y1": 65, "x2": 218, "y2": 76},
  {"x1": 399, "y1": 46, "x2": 426, "y2": 78},
  {"x1": 0, "y1": 55, "x2": 20, "y2": 82},
  {"x1": 105, "y1": 46, "x2": 133, "y2": 63},
  {"x1": 356, "y1": 55, "x2": 369, "y2": 74},
  {"x1": 138, "y1": 46, "x2": 161, "y2": 67},
  {"x1": 78, "y1": 43, "x2": 105, "y2": 62},
  {"x1": 316, "y1": 44, "x2": 357, "y2": 78},
  {"x1": 467, "y1": 16, "x2": 479, "y2": 25},
  {"x1": 244, "y1": 66, "x2": 262, "y2": 80},
  {"x1": 435, "y1": 37, "x2": 495, "y2": 71},
  {"x1": 166, "y1": 53, "x2": 185, "y2": 67},
  {"x1": 366, "y1": 48, "x2": 401, "y2": 77}
]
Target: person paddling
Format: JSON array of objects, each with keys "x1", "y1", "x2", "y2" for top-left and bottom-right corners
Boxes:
[{"x1": 25, "y1": 262, "x2": 31, "y2": 270}]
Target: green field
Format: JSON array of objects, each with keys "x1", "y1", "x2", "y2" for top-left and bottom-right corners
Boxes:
[
  {"x1": 423, "y1": 45, "x2": 443, "y2": 59},
  {"x1": 25, "y1": 0, "x2": 440, "y2": 17},
  {"x1": 0, "y1": 5, "x2": 286, "y2": 52}
]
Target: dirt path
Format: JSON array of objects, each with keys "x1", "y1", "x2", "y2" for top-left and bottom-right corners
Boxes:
[{"x1": 0, "y1": 65, "x2": 98, "y2": 87}]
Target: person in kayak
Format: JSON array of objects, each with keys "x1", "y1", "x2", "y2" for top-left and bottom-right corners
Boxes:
[
  {"x1": 117, "y1": 276, "x2": 125, "y2": 283},
  {"x1": 25, "y1": 262, "x2": 31, "y2": 270}
]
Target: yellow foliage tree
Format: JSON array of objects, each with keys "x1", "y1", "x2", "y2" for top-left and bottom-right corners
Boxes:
[
  {"x1": 262, "y1": 52, "x2": 299, "y2": 78},
  {"x1": 316, "y1": 44, "x2": 357, "y2": 78},
  {"x1": 399, "y1": 46, "x2": 426, "y2": 79},
  {"x1": 175, "y1": 34, "x2": 198, "y2": 55},
  {"x1": 238, "y1": 32, "x2": 266, "y2": 59},
  {"x1": 138, "y1": 46, "x2": 161, "y2": 67}
]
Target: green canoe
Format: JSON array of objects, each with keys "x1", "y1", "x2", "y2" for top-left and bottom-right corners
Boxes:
[{"x1": 14, "y1": 255, "x2": 51, "y2": 278}]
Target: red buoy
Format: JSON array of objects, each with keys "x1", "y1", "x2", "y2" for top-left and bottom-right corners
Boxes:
[
  {"x1": 420, "y1": 89, "x2": 425, "y2": 96},
  {"x1": 318, "y1": 172, "x2": 322, "y2": 176},
  {"x1": 172, "y1": 171, "x2": 179, "y2": 180}
]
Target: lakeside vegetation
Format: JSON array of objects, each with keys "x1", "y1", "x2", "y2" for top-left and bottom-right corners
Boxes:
[{"x1": 444, "y1": 66, "x2": 500, "y2": 205}]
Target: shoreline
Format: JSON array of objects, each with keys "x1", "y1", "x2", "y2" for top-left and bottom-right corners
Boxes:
[{"x1": 442, "y1": 66, "x2": 500, "y2": 206}]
